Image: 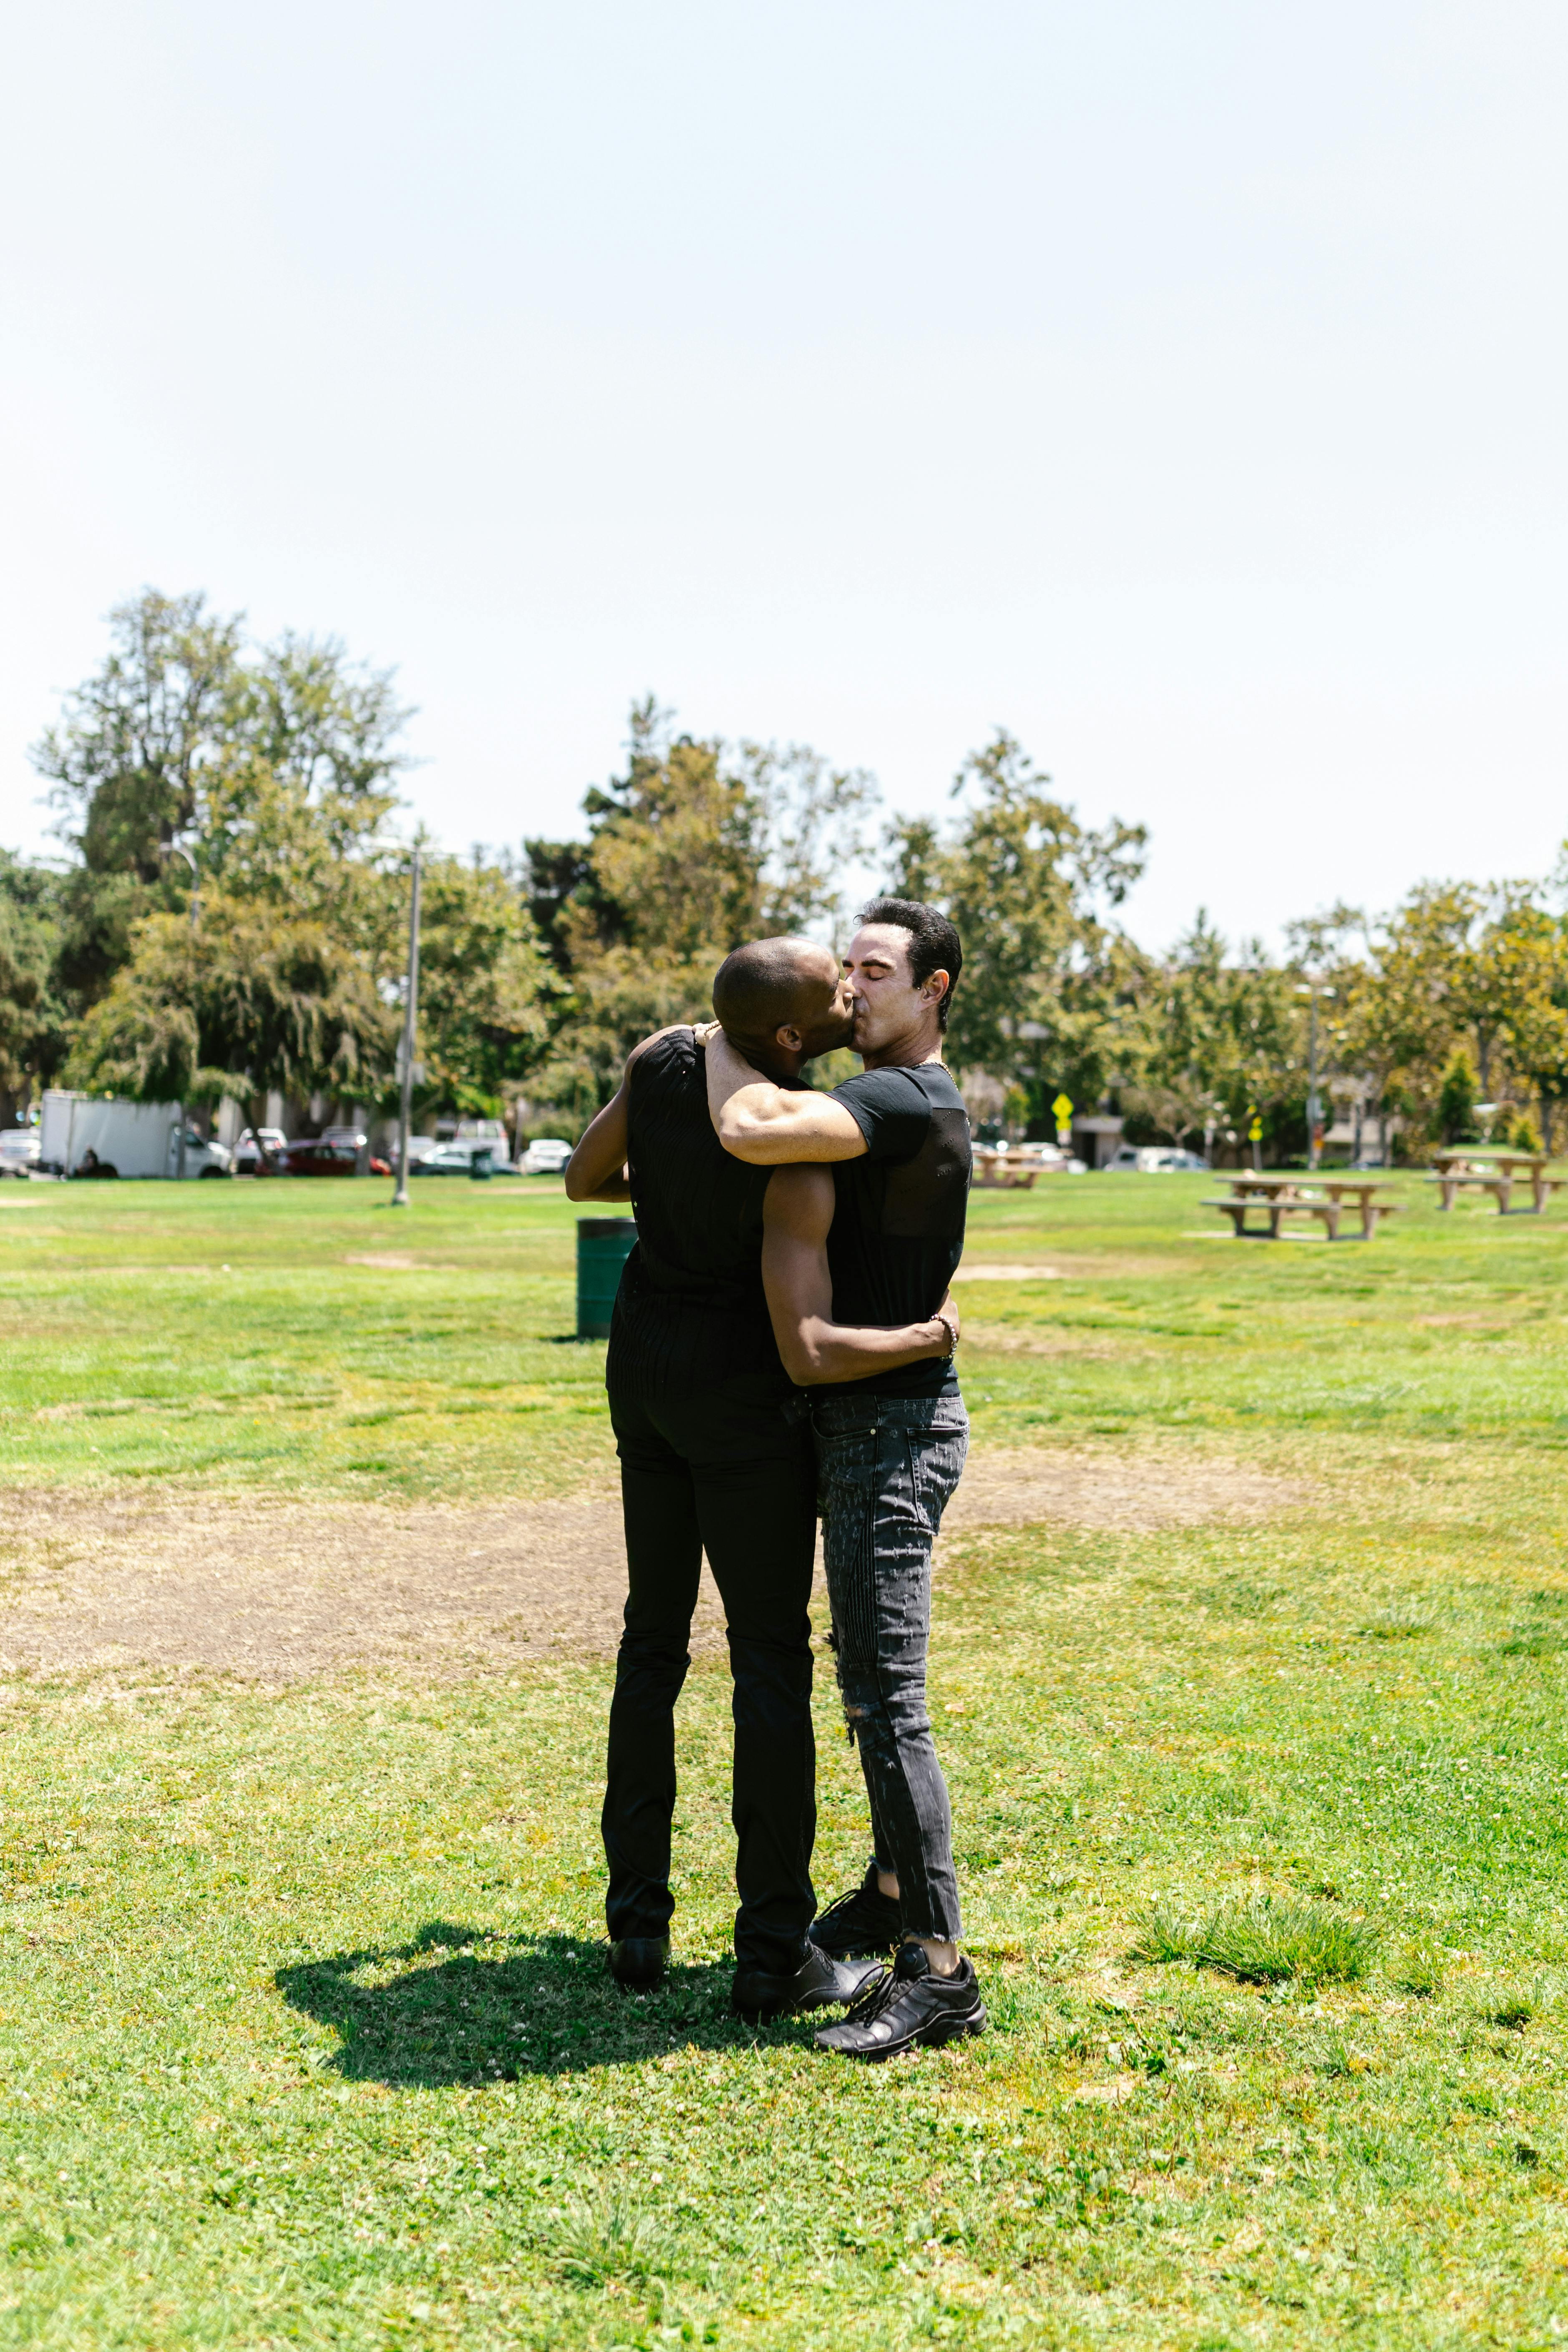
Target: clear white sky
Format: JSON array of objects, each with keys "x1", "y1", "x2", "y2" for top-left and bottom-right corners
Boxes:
[{"x1": 3, "y1": 2, "x2": 1565, "y2": 951}]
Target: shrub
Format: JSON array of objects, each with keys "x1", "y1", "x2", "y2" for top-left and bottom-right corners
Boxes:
[{"x1": 1435, "y1": 1048, "x2": 1479, "y2": 1145}]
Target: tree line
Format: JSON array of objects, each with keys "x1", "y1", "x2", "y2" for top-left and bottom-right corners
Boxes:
[{"x1": 3, "y1": 589, "x2": 1565, "y2": 1160}]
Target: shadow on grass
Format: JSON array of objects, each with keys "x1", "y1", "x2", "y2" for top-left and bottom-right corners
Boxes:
[{"x1": 276, "y1": 1918, "x2": 791, "y2": 2085}]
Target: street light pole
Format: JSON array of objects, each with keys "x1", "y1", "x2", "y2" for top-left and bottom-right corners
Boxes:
[
  {"x1": 160, "y1": 841, "x2": 200, "y2": 1179},
  {"x1": 391, "y1": 850, "x2": 423, "y2": 1210}
]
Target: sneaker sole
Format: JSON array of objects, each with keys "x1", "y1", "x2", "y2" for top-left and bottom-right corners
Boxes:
[{"x1": 814, "y1": 2001, "x2": 987, "y2": 2062}]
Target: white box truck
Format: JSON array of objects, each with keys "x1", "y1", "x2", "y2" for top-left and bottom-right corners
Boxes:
[{"x1": 38, "y1": 1093, "x2": 232, "y2": 1180}]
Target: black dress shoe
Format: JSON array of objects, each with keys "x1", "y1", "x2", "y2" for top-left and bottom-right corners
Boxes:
[
  {"x1": 609, "y1": 1936, "x2": 669, "y2": 1991},
  {"x1": 730, "y1": 1942, "x2": 881, "y2": 2025},
  {"x1": 814, "y1": 1941, "x2": 986, "y2": 2061},
  {"x1": 810, "y1": 1863, "x2": 903, "y2": 1959}
]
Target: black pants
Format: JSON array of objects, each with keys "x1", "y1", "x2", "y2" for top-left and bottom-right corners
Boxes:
[{"x1": 604, "y1": 1375, "x2": 818, "y2": 1975}]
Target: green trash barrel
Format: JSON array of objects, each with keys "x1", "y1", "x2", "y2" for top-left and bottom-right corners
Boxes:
[{"x1": 576, "y1": 1216, "x2": 638, "y2": 1340}]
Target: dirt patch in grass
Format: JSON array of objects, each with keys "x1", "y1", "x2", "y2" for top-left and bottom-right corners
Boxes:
[
  {"x1": 944, "y1": 1445, "x2": 1309, "y2": 1534},
  {"x1": 952, "y1": 1262, "x2": 1064, "y2": 1282},
  {"x1": 960, "y1": 1323, "x2": 1128, "y2": 1358},
  {"x1": 0, "y1": 1488, "x2": 639, "y2": 1682},
  {"x1": 0, "y1": 1446, "x2": 1309, "y2": 1680}
]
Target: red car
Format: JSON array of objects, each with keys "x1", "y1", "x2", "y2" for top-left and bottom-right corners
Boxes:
[{"x1": 278, "y1": 1138, "x2": 390, "y2": 1177}]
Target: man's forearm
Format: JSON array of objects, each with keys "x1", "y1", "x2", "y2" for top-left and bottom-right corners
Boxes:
[
  {"x1": 707, "y1": 1030, "x2": 865, "y2": 1163},
  {"x1": 786, "y1": 1313, "x2": 951, "y2": 1386}
]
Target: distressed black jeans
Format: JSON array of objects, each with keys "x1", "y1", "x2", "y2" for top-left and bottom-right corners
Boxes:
[
  {"x1": 810, "y1": 1391, "x2": 969, "y2": 1943},
  {"x1": 604, "y1": 1375, "x2": 818, "y2": 1976}
]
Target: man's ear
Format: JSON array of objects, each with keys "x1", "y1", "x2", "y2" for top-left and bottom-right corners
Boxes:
[
  {"x1": 774, "y1": 1021, "x2": 805, "y2": 1052},
  {"x1": 921, "y1": 967, "x2": 951, "y2": 1005}
]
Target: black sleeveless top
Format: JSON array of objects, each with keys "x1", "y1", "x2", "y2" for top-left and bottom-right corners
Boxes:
[{"x1": 605, "y1": 1030, "x2": 800, "y2": 1398}]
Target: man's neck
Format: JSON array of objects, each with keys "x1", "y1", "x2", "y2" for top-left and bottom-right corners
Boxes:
[
  {"x1": 859, "y1": 1021, "x2": 945, "y2": 1072},
  {"x1": 728, "y1": 1032, "x2": 804, "y2": 1086}
]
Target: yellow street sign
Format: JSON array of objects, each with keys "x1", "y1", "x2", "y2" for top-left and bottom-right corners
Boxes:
[
  {"x1": 1052, "y1": 1093, "x2": 1073, "y2": 1125},
  {"x1": 1248, "y1": 1116, "x2": 1263, "y2": 1143}
]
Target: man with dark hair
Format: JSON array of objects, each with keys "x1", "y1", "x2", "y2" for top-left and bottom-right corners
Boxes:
[
  {"x1": 857, "y1": 897, "x2": 963, "y2": 1028},
  {"x1": 704, "y1": 901, "x2": 984, "y2": 2060},
  {"x1": 566, "y1": 936, "x2": 960, "y2": 2023}
]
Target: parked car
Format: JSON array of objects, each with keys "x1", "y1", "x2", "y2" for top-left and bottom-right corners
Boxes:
[
  {"x1": 1009, "y1": 1142, "x2": 1075, "y2": 1171},
  {"x1": 520, "y1": 1137, "x2": 572, "y2": 1175},
  {"x1": 278, "y1": 1137, "x2": 362, "y2": 1177},
  {"x1": 0, "y1": 1131, "x2": 40, "y2": 1177},
  {"x1": 233, "y1": 1126, "x2": 288, "y2": 1174},
  {"x1": 411, "y1": 1142, "x2": 499, "y2": 1176},
  {"x1": 1106, "y1": 1145, "x2": 1210, "y2": 1173},
  {"x1": 396, "y1": 1134, "x2": 443, "y2": 1171}
]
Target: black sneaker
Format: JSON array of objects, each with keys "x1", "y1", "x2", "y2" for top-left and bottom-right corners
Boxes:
[
  {"x1": 731, "y1": 1942, "x2": 881, "y2": 2025},
  {"x1": 813, "y1": 1941, "x2": 986, "y2": 2061},
  {"x1": 809, "y1": 1864, "x2": 903, "y2": 1960},
  {"x1": 608, "y1": 1937, "x2": 668, "y2": 1991}
]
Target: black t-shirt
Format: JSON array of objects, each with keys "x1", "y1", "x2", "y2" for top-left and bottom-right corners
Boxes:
[
  {"x1": 820, "y1": 1061, "x2": 971, "y2": 1398},
  {"x1": 606, "y1": 1030, "x2": 803, "y2": 1397}
]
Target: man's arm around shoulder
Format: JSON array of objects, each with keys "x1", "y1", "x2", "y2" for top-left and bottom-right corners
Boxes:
[
  {"x1": 706, "y1": 1028, "x2": 867, "y2": 1166},
  {"x1": 761, "y1": 1165, "x2": 956, "y2": 1385}
]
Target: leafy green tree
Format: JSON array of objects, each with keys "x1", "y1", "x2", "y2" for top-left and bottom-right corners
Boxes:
[
  {"x1": 883, "y1": 729, "x2": 1147, "y2": 1114},
  {"x1": 1339, "y1": 882, "x2": 1568, "y2": 1150},
  {"x1": 0, "y1": 854, "x2": 69, "y2": 1125},
  {"x1": 527, "y1": 700, "x2": 876, "y2": 1114},
  {"x1": 372, "y1": 852, "x2": 560, "y2": 1122},
  {"x1": 1336, "y1": 884, "x2": 1481, "y2": 1146},
  {"x1": 1484, "y1": 901, "x2": 1568, "y2": 1148},
  {"x1": 65, "y1": 898, "x2": 392, "y2": 1120},
  {"x1": 33, "y1": 589, "x2": 409, "y2": 1011},
  {"x1": 1121, "y1": 914, "x2": 1301, "y2": 1150}
]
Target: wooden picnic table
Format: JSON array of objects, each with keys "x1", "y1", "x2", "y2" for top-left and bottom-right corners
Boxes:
[
  {"x1": 1204, "y1": 1170, "x2": 1402, "y2": 1241},
  {"x1": 1426, "y1": 1149, "x2": 1565, "y2": 1215},
  {"x1": 972, "y1": 1148, "x2": 1040, "y2": 1191}
]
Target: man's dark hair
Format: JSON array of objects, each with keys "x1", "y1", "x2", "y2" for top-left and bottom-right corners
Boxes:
[
  {"x1": 712, "y1": 936, "x2": 830, "y2": 1043},
  {"x1": 858, "y1": 898, "x2": 962, "y2": 1031}
]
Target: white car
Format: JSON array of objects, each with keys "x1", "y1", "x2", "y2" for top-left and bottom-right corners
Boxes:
[
  {"x1": 1106, "y1": 1145, "x2": 1210, "y2": 1173},
  {"x1": 0, "y1": 1131, "x2": 40, "y2": 1177},
  {"x1": 411, "y1": 1140, "x2": 511, "y2": 1176},
  {"x1": 521, "y1": 1137, "x2": 573, "y2": 1175},
  {"x1": 233, "y1": 1126, "x2": 288, "y2": 1174},
  {"x1": 1009, "y1": 1142, "x2": 1077, "y2": 1172}
]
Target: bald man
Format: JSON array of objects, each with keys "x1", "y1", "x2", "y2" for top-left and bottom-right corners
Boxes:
[{"x1": 566, "y1": 938, "x2": 956, "y2": 2024}]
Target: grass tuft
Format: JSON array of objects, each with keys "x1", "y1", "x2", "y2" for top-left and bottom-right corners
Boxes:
[
  {"x1": 1359, "y1": 1602, "x2": 1436, "y2": 1640},
  {"x1": 1132, "y1": 1893, "x2": 1380, "y2": 1985},
  {"x1": 1480, "y1": 1991, "x2": 1535, "y2": 2031},
  {"x1": 1498, "y1": 1626, "x2": 1567, "y2": 1658},
  {"x1": 552, "y1": 2191, "x2": 667, "y2": 2287},
  {"x1": 1391, "y1": 1939, "x2": 1445, "y2": 1996},
  {"x1": 1126, "y1": 1897, "x2": 1201, "y2": 1966}
]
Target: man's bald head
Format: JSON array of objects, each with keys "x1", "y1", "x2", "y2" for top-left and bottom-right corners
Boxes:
[{"x1": 712, "y1": 936, "x2": 848, "y2": 1071}]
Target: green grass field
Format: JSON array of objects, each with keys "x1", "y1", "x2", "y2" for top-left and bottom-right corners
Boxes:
[{"x1": 2, "y1": 1170, "x2": 1568, "y2": 2348}]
